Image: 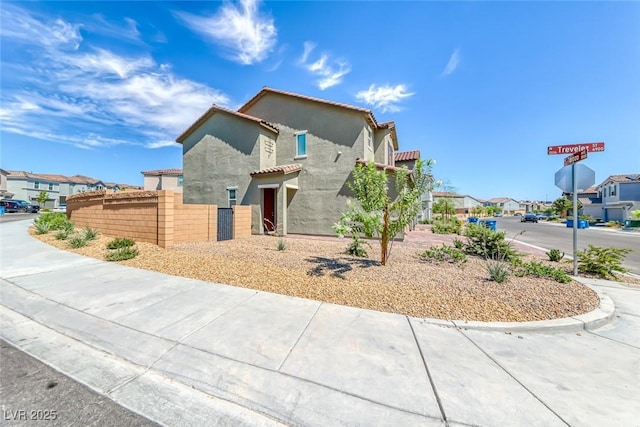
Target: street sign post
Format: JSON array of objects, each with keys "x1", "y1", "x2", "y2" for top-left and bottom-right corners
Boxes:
[
  {"x1": 551, "y1": 144, "x2": 603, "y2": 275},
  {"x1": 564, "y1": 149, "x2": 588, "y2": 167},
  {"x1": 548, "y1": 142, "x2": 604, "y2": 155}
]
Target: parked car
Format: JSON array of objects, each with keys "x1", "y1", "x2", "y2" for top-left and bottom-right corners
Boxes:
[
  {"x1": 493, "y1": 212, "x2": 503, "y2": 217},
  {"x1": 53, "y1": 204, "x2": 67, "y2": 213},
  {"x1": 514, "y1": 213, "x2": 522, "y2": 217},
  {"x1": 11, "y1": 199, "x2": 40, "y2": 213},
  {"x1": 536, "y1": 214, "x2": 547, "y2": 220},
  {"x1": 521, "y1": 213, "x2": 538, "y2": 223},
  {"x1": 0, "y1": 200, "x2": 25, "y2": 213}
]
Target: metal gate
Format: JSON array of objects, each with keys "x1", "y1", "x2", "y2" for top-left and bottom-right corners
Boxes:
[{"x1": 217, "y1": 208, "x2": 233, "y2": 241}]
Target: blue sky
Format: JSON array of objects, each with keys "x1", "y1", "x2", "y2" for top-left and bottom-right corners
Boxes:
[{"x1": 1, "y1": 1, "x2": 638, "y2": 201}]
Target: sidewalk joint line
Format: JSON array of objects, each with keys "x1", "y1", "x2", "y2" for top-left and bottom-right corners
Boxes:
[
  {"x1": 586, "y1": 330, "x2": 640, "y2": 350},
  {"x1": 457, "y1": 329, "x2": 571, "y2": 427},
  {"x1": 276, "y1": 302, "x2": 322, "y2": 371},
  {"x1": 407, "y1": 316, "x2": 448, "y2": 426}
]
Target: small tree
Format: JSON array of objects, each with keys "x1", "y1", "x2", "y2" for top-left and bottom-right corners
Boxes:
[
  {"x1": 433, "y1": 198, "x2": 456, "y2": 220},
  {"x1": 334, "y1": 158, "x2": 433, "y2": 265},
  {"x1": 36, "y1": 190, "x2": 49, "y2": 207},
  {"x1": 552, "y1": 196, "x2": 582, "y2": 217}
]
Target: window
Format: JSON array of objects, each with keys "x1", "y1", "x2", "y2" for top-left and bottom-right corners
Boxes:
[
  {"x1": 34, "y1": 181, "x2": 40, "y2": 189},
  {"x1": 604, "y1": 188, "x2": 607, "y2": 197},
  {"x1": 387, "y1": 142, "x2": 394, "y2": 166},
  {"x1": 366, "y1": 127, "x2": 373, "y2": 151},
  {"x1": 610, "y1": 185, "x2": 616, "y2": 196},
  {"x1": 178, "y1": 175, "x2": 184, "y2": 187},
  {"x1": 295, "y1": 131, "x2": 307, "y2": 158},
  {"x1": 48, "y1": 183, "x2": 54, "y2": 191},
  {"x1": 228, "y1": 188, "x2": 237, "y2": 207}
]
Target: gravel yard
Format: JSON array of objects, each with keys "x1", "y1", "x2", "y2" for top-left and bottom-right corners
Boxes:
[{"x1": 29, "y1": 224, "x2": 613, "y2": 323}]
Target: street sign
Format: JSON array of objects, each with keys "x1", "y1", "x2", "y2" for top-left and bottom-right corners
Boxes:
[
  {"x1": 554, "y1": 164, "x2": 595, "y2": 193},
  {"x1": 547, "y1": 142, "x2": 605, "y2": 155},
  {"x1": 564, "y1": 149, "x2": 588, "y2": 166}
]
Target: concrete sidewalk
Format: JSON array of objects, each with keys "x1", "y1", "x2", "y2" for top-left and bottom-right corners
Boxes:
[{"x1": 1, "y1": 219, "x2": 639, "y2": 427}]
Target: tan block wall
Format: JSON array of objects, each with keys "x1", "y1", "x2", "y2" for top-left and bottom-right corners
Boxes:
[
  {"x1": 232, "y1": 205, "x2": 252, "y2": 238},
  {"x1": 67, "y1": 190, "x2": 250, "y2": 248}
]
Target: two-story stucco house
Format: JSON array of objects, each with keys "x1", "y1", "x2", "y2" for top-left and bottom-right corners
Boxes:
[
  {"x1": 484, "y1": 197, "x2": 520, "y2": 214},
  {"x1": 432, "y1": 192, "x2": 483, "y2": 215},
  {"x1": 142, "y1": 169, "x2": 184, "y2": 192},
  {"x1": 177, "y1": 87, "x2": 421, "y2": 236},
  {"x1": 596, "y1": 174, "x2": 640, "y2": 222}
]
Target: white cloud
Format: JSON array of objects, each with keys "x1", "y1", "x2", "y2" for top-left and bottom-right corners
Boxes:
[
  {"x1": 299, "y1": 42, "x2": 351, "y2": 90},
  {"x1": 355, "y1": 84, "x2": 415, "y2": 113},
  {"x1": 0, "y1": 6, "x2": 232, "y2": 150},
  {"x1": 175, "y1": 0, "x2": 277, "y2": 65},
  {"x1": 0, "y1": 4, "x2": 82, "y2": 50},
  {"x1": 442, "y1": 49, "x2": 461, "y2": 76}
]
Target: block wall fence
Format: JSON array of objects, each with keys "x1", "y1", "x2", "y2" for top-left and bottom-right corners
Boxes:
[{"x1": 67, "y1": 190, "x2": 251, "y2": 248}]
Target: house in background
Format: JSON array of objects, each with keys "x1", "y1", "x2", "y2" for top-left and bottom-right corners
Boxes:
[
  {"x1": 142, "y1": 169, "x2": 184, "y2": 192},
  {"x1": 177, "y1": 87, "x2": 422, "y2": 236},
  {"x1": 484, "y1": 197, "x2": 520, "y2": 214},
  {"x1": 432, "y1": 191, "x2": 483, "y2": 215},
  {"x1": 0, "y1": 168, "x2": 12, "y2": 198},
  {"x1": 4, "y1": 171, "x2": 126, "y2": 208},
  {"x1": 596, "y1": 174, "x2": 640, "y2": 222}
]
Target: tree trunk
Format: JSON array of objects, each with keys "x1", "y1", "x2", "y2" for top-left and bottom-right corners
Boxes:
[{"x1": 381, "y1": 204, "x2": 389, "y2": 266}]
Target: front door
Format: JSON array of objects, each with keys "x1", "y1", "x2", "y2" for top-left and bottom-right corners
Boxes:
[{"x1": 263, "y1": 188, "x2": 276, "y2": 233}]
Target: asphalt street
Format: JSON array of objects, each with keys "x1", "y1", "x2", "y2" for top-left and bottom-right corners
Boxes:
[
  {"x1": 0, "y1": 339, "x2": 159, "y2": 427},
  {"x1": 496, "y1": 216, "x2": 640, "y2": 274}
]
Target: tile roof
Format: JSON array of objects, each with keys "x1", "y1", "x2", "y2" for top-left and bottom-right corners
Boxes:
[
  {"x1": 141, "y1": 168, "x2": 183, "y2": 176},
  {"x1": 176, "y1": 104, "x2": 279, "y2": 143},
  {"x1": 354, "y1": 158, "x2": 401, "y2": 172},
  {"x1": 67, "y1": 174, "x2": 102, "y2": 184},
  {"x1": 250, "y1": 164, "x2": 302, "y2": 176},
  {"x1": 238, "y1": 87, "x2": 381, "y2": 128},
  {"x1": 394, "y1": 150, "x2": 420, "y2": 162},
  {"x1": 598, "y1": 174, "x2": 640, "y2": 185},
  {"x1": 432, "y1": 191, "x2": 466, "y2": 198},
  {"x1": 6, "y1": 170, "x2": 126, "y2": 187},
  {"x1": 487, "y1": 197, "x2": 516, "y2": 203}
]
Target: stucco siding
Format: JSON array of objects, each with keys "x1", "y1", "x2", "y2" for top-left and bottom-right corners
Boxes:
[{"x1": 144, "y1": 176, "x2": 161, "y2": 191}]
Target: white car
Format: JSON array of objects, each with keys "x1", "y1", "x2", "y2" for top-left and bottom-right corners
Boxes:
[{"x1": 53, "y1": 204, "x2": 67, "y2": 213}]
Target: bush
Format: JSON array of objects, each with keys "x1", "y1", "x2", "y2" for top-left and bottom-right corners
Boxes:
[
  {"x1": 419, "y1": 219, "x2": 433, "y2": 224},
  {"x1": 420, "y1": 244, "x2": 467, "y2": 264},
  {"x1": 106, "y1": 237, "x2": 135, "y2": 249},
  {"x1": 68, "y1": 236, "x2": 88, "y2": 248},
  {"x1": 486, "y1": 260, "x2": 509, "y2": 283},
  {"x1": 576, "y1": 245, "x2": 633, "y2": 279},
  {"x1": 452, "y1": 237, "x2": 464, "y2": 250},
  {"x1": 82, "y1": 227, "x2": 99, "y2": 241},
  {"x1": 605, "y1": 221, "x2": 623, "y2": 228},
  {"x1": 34, "y1": 212, "x2": 71, "y2": 231},
  {"x1": 345, "y1": 235, "x2": 369, "y2": 257},
  {"x1": 277, "y1": 239, "x2": 287, "y2": 251},
  {"x1": 33, "y1": 221, "x2": 51, "y2": 235},
  {"x1": 55, "y1": 230, "x2": 71, "y2": 240},
  {"x1": 513, "y1": 260, "x2": 571, "y2": 283},
  {"x1": 546, "y1": 248, "x2": 565, "y2": 262},
  {"x1": 106, "y1": 247, "x2": 139, "y2": 261},
  {"x1": 631, "y1": 210, "x2": 640, "y2": 220},
  {"x1": 463, "y1": 224, "x2": 521, "y2": 262},
  {"x1": 431, "y1": 218, "x2": 462, "y2": 235}
]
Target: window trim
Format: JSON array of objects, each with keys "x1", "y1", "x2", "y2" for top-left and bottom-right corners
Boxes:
[
  {"x1": 366, "y1": 127, "x2": 373, "y2": 151},
  {"x1": 178, "y1": 175, "x2": 184, "y2": 187},
  {"x1": 34, "y1": 181, "x2": 40, "y2": 189},
  {"x1": 294, "y1": 130, "x2": 308, "y2": 159},
  {"x1": 227, "y1": 187, "x2": 238, "y2": 208}
]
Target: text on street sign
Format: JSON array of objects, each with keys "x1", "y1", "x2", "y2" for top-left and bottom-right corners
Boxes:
[
  {"x1": 547, "y1": 142, "x2": 605, "y2": 155},
  {"x1": 564, "y1": 149, "x2": 588, "y2": 166}
]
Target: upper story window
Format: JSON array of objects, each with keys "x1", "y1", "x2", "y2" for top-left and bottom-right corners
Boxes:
[
  {"x1": 295, "y1": 131, "x2": 307, "y2": 158},
  {"x1": 387, "y1": 142, "x2": 394, "y2": 166},
  {"x1": 178, "y1": 175, "x2": 184, "y2": 187},
  {"x1": 34, "y1": 181, "x2": 40, "y2": 189},
  {"x1": 366, "y1": 127, "x2": 373, "y2": 151},
  {"x1": 48, "y1": 183, "x2": 54, "y2": 191},
  {"x1": 603, "y1": 188, "x2": 607, "y2": 197},
  {"x1": 610, "y1": 184, "x2": 616, "y2": 196},
  {"x1": 227, "y1": 188, "x2": 237, "y2": 207}
]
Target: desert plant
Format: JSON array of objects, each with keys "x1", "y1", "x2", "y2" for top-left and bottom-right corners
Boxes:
[
  {"x1": 513, "y1": 260, "x2": 571, "y2": 283},
  {"x1": 105, "y1": 247, "x2": 139, "y2": 261},
  {"x1": 431, "y1": 218, "x2": 462, "y2": 235},
  {"x1": 106, "y1": 237, "x2": 135, "y2": 249},
  {"x1": 546, "y1": 248, "x2": 565, "y2": 262},
  {"x1": 453, "y1": 237, "x2": 464, "y2": 250},
  {"x1": 420, "y1": 244, "x2": 467, "y2": 264},
  {"x1": 345, "y1": 235, "x2": 369, "y2": 257},
  {"x1": 486, "y1": 259, "x2": 509, "y2": 283},
  {"x1": 631, "y1": 210, "x2": 640, "y2": 220},
  {"x1": 33, "y1": 221, "x2": 51, "y2": 234},
  {"x1": 68, "y1": 236, "x2": 88, "y2": 248},
  {"x1": 605, "y1": 221, "x2": 623, "y2": 228},
  {"x1": 82, "y1": 227, "x2": 99, "y2": 241},
  {"x1": 576, "y1": 245, "x2": 633, "y2": 279},
  {"x1": 277, "y1": 239, "x2": 287, "y2": 251},
  {"x1": 55, "y1": 230, "x2": 71, "y2": 240},
  {"x1": 34, "y1": 212, "x2": 71, "y2": 230},
  {"x1": 463, "y1": 224, "x2": 520, "y2": 262}
]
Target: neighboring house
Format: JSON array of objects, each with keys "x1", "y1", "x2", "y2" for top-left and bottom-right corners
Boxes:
[
  {"x1": 561, "y1": 187, "x2": 602, "y2": 218},
  {"x1": 432, "y1": 191, "x2": 483, "y2": 215},
  {"x1": 484, "y1": 197, "x2": 520, "y2": 214},
  {"x1": 177, "y1": 87, "x2": 421, "y2": 236},
  {"x1": 4, "y1": 171, "x2": 124, "y2": 208},
  {"x1": 142, "y1": 169, "x2": 184, "y2": 192},
  {"x1": 595, "y1": 174, "x2": 640, "y2": 222},
  {"x1": 0, "y1": 168, "x2": 12, "y2": 198}
]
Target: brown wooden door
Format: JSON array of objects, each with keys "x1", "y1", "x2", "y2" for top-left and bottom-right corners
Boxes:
[{"x1": 263, "y1": 188, "x2": 276, "y2": 232}]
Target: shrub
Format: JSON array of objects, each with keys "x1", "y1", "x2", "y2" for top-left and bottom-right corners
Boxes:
[
  {"x1": 106, "y1": 237, "x2": 135, "y2": 249},
  {"x1": 513, "y1": 260, "x2": 571, "y2": 283},
  {"x1": 486, "y1": 259, "x2": 509, "y2": 283},
  {"x1": 345, "y1": 235, "x2": 369, "y2": 257},
  {"x1": 33, "y1": 221, "x2": 51, "y2": 235},
  {"x1": 546, "y1": 248, "x2": 565, "y2": 262},
  {"x1": 68, "y1": 236, "x2": 88, "y2": 248},
  {"x1": 34, "y1": 212, "x2": 71, "y2": 231},
  {"x1": 106, "y1": 247, "x2": 139, "y2": 261},
  {"x1": 605, "y1": 221, "x2": 623, "y2": 228},
  {"x1": 277, "y1": 239, "x2": 287, "y2": 251},
  {"x1": 576, "y1": 245, "x2": 633, "y2": 279},
  {"x1": 463, "y1": 224, "x2": 521, "y2": 262},
  {"x1": 631, "y1": 210, "x2": 640, "y2": 220},
  {"x1": 452, "y1": 237, "x2": 464, "y2": 250},
  {"x1": 431, "y1": 218, "x2": 462, "y2": 235},
  {"x1": 420, "y1": 244, "x2": 467, "y2": 264},
  {"x1": 82, "y1": 227, "x2": 99, "y2": 241},
  {"x1": 419, "y1": 219, "x2": 433, "y2": 224},
  {"x1": 55, "y1": 230, "x2": 71, "y2": 240}
]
